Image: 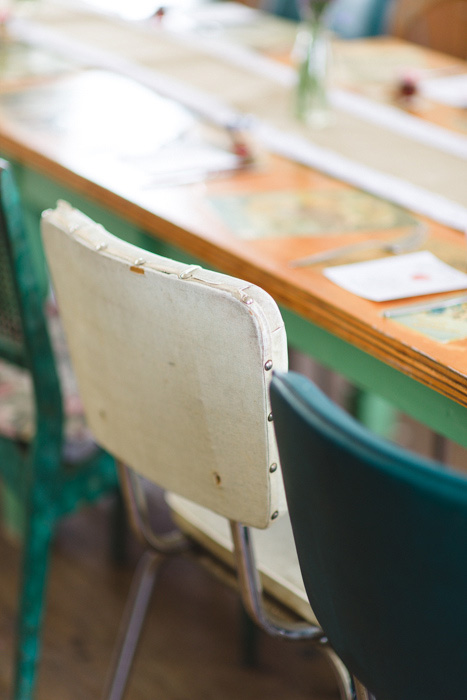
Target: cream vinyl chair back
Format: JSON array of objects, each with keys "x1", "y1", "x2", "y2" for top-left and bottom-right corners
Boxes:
[
  {"x1": 41, "y1": 202, "x2": 353, "y2": 700},
  {"x1": 41, "y1": 201, "x2": 287, "y2": 530}
]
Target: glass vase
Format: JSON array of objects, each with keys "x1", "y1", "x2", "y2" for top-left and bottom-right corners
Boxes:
[{"x1": 295, "y1": 18, "x2": 332, "y2": 128}]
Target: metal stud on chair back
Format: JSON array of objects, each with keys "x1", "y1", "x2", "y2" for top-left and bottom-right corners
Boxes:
[{"x1": 41, "y1": 201, "x2": 353, "y2": 700}]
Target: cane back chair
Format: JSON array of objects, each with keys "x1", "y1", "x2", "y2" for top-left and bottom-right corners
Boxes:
[
  {"x1": 270, "y1": 369, "x2": 467, "y2": 700},
  {"x1": 0, "y1": 161, "x2": 117, "y2": 700},
  {"x1": 41, "y1": 201, "x2": 353, "y2": 700}
]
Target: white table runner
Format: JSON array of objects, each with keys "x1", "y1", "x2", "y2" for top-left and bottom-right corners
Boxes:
[{"x1": 8, "y1": 6, "x2": 467, "y2": 232}]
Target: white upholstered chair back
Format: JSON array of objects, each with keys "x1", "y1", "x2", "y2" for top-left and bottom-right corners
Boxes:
[{"x1": 41, "y1": 201, "x2": 288, "y2": 529}]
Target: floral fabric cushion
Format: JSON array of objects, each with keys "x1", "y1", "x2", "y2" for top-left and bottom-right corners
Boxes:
[{"x1": 0, "y1": 299, "x2": 95, "y2": 457}]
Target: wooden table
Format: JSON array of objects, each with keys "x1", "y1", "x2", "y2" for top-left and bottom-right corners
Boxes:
[{"x1": 1, "y1": 1, "x2": 467, "y2": 446}]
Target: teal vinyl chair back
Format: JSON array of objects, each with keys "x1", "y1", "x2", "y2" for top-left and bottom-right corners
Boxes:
[
  {"x1": 270, "y1": 370, "x2": 467, "y2": 700},
  {"x1": 0, "y1": 160, "x2": 118, "y2": 700},
  {"x1": 267, "y1": 0, "x2": 392, "y2": 37}
]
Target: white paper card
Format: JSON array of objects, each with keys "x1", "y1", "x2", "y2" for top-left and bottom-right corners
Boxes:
[
  {"x1": 323, "y1": 251, "x2": 467, "y2": 302},
  {"x1": 420, "y1": 74, "x2": 467, "y2": 108}
]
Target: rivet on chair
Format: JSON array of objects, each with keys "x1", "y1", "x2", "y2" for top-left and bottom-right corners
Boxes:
[
  {"x1": 179, "y1": 265, "x2": 201, "y2": 280},
  {"x1": 264, "y1": 360, "x2": 273, "y2": 371},
  {"x1": 268, "y1": 412, "x2": 273, "y2": 422},
  {"x1": 134, "y1": 258, "x2": 146, "y2": 266},
  {"x1": 95, "y1": 242, "x2": 107, "y2": 251},
  {"x1": 271, "y1": 510, "x2": 279, "y2": 520},
  {"x1": 240, "y1": 293, "x2": 254, "y2": 305},
  {"x1": 269, "y1": 463, "x2": 277, "y2": 473}
]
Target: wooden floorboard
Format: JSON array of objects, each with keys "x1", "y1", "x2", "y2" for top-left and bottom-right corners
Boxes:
[{"x1": 0, "y1": 496, "x2": 340, "y2": 700}]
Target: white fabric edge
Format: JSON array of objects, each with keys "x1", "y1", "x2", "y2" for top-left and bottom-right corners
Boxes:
[
  {"x1": 151, "y1": 19, "x2": 467, "y2": 162},
  {"x1": 254, "y1": 121, "x2": 467, "y2": 232},
  {"x1": 8, "y1": 16, "x2": 239, "y2": 127},
  {"x1": 8, "y1": 15, "x2": 467, "y2": 232}
]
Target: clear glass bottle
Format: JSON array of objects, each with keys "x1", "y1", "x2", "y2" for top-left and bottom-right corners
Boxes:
[{"x1": 294, "y1": 1, "x2": 333, "y2": 128}]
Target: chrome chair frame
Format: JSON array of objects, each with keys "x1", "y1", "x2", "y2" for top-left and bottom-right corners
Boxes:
[
  {"x1": 41, "y1": 203, "x2": 353, "y2": 700},
  {"x1": 103, "y1": 461, "x2": 353, "y2": 700}
]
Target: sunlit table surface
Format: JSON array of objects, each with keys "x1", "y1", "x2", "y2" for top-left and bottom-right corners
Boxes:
[{"x1": 1, "y1": 0, "x2": 467, "y2": 446}]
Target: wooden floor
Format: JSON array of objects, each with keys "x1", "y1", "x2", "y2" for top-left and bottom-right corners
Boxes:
[
  {"x1": 0, "y1": 494, "x2": 340, "y2": 700},
  {"x1": 3, "y1": 360, "x2": 467, "y2": 699}
]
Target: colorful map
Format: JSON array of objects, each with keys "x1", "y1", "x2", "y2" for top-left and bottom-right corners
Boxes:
[
  {"x1": 393, "y1": 301, "x2": 467, "y2": 343},
  {"x1": 208, "y1": 189, "x2": 417, "y2": 240},
  {"x1": 0, "y1": 40, "x2": 76, "y2": 80}
]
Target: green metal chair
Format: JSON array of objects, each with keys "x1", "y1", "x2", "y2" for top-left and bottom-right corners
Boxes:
[
  {"x1": 270, "y1": 370, "x2": 467, "y2": 700},
  {"x1": 0, "y1": 160, "x2": 118, "y2": 700}
]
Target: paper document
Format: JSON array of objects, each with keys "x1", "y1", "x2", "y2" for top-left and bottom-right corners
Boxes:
[
  {"x1": 420, "y1": 74, "x2": 467, "y2": 108},
  {"x1": 323, "y1": 251, "x2": 467, "y2": 301}
]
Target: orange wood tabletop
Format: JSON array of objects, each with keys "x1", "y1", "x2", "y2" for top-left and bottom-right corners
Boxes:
[{"x1": 1, "y1": 4, "x2": 466, "y2": 412}]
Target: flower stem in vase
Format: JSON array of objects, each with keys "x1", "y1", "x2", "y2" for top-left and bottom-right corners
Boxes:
[{"x1": 295, "y1": 0, "x2": 333, "y2": 128}]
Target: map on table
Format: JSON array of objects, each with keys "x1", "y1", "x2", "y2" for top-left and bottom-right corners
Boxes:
[
  {"x1": 208, "y1": 189, "x2": 417, "y2": 240},
  {"x1": 392, "y1": 301, "x2": 467, "y2": 343},
  {"x1": 0, "y1": 40, "x2": 76, "y2": 81}
]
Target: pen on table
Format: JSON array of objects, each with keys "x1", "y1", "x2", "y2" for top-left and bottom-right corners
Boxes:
[
  {"x1": 382, "y1": 294, "x2": 467, "y2": 318},
  {"x1": 289, "y1": 225, "x2": 427, "y2": 268},
  {"x1": 142, "y1": 157, "x2": 253, "y2": 189}
]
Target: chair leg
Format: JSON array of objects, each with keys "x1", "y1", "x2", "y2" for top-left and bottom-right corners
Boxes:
[
  {"x1": 110, "y1": 488, "x2": 129, "y2": 566},
  {"x1": 13, "y1": 512, "x2": 54, "y2": 700},
  {"x1": 101, "y1": 549, "x2": 162, "y2": 700},
  {"x1": 318, "y1": 643, "x2": 354, "y2": 700},
  {"x1": 353, "y1": 675, "x2": 377, "y2": 700},
  {"x1": 432, "y1": 433, "x2": 448, "y2": 464},
  {"x1": 239, "y1": 603, "x2": 260, "y2": 667}
]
